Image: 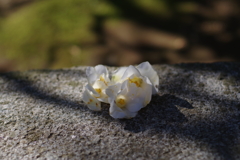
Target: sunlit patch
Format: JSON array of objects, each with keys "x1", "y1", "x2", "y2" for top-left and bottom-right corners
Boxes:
[
  {"x1": 116, "y1": 95, "x2": 127, "y2": 109},
  {"x1": 128, "y1": 76, "x2": 143, "y2": 87}
]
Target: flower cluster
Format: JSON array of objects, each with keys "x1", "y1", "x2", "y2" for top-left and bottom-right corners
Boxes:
[{"x1": 82, "y1": 61, "x2": 159, "y2": 119}]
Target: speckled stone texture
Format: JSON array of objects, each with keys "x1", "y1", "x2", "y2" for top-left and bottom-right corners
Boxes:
[{"x1": 0, "y1": 62, "x2": 240, "y2": 160}]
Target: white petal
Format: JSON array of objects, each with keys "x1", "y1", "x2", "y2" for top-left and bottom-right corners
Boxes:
[
  {"x1": 86, "y1": 65, "x2": 110, "y2": 85},
  {"x1": 109, "y1": 98, "x2": 127, "y2": 119},
  {"x1": 82, "y1": 87, "x2": 101, "y2": 111},
  {"x1": 105, "y1": 82, "x2": 122, "y2": 99},
  {"x1": 142, "y1": 85, "x2": 152, "y2": 106},
  {"x1": 137, "y1": 61, "x2": 159, "y2": 94},
  {"x1": 121, "y1": 65, "x2": 141, "y2": 80},
  {"x1": 111, "y1": 67, "x2": 127, "y2": 82},
  {"x1": 126, "y1": 98, "x2": 144, "y2": 112},
  {"x1": 109, "y1": 102, "x2": 137, "y2": 119},
  {"x1": 110, "y1": 109, "x2": 127, "y2": 119},
  {"x1": 100, "y1": 73, "x2": 111, "y2": 84},
  {"x1": 124, "y1": 110, "x2": 138, "y2": 118},
  {"x1": 92, "y1": 80, "x2": 108, "y2": 103},
  {"x1": 125, "y1": 75, "x2": 152, "y2": 107},
  {"x1": 95, "y1": 65, "x2": 109, "y2": 76},
  {"x1": 86, "y1": 67, "x2": 98, "y2": 85},
  {"x1": 143, "y1": 76, "x2": 153, "y2": 104},
  {"x1": 126, "y1": 81, "x2": 140, "y2": 98},
  {"x1": 85, "y1": 84, "x2": 100, "y2": 98},
  {"x1": 92, "y1": 80, "x2": 107, "y2": 90},
  {"x1": 87, "y1": 101, "x2": 101, "y2": 111},
  {"x1": 120, "y1": 80, "x2": 129, "y2": 95},
  {"x1": 108, "y1": 91, "x2": 138, "y2": 119},
  {"x1": 97, "y1": 96, "x2": 109, "y2": 103}
]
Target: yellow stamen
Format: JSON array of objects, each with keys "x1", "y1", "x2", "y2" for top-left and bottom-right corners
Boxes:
[
  {"x1": 116, "y1": 95, "x2": 126, "y2": 109},
  {"x1": 118, "y1": 99, "x2": 125, "y2": 105},
  {"x1": 95, "y1": 88, "x2": 101, "y2": 94},
  {"x1": 100, "y1": 76, "x2": 104, "y2": 82},
  {"x1": 128, "y1": 76, "x2": 143, "y2": 87},
  {"x1": 100, "y1": 76, "x2": 107, "y2": 85}
]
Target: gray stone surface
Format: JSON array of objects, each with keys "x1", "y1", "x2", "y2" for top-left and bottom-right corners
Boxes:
[{"x1": 0, "y1": 62, "x2": 240, "y2": 160}]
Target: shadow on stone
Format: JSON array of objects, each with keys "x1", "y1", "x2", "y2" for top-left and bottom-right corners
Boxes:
[
  {"x1": 176, "y1": 118, "x2": 238, "y2": 160},
  {"x1": 120, "y1": 92, "x2": 239, "y2": 160},
  {"x1": 121, "y1": 94, "x2": 191, "y2": 133}
]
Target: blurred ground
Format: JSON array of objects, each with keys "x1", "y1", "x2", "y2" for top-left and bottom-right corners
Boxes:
[{"x1": 0, "y1": 0, "x2": 240, "y2": 72}]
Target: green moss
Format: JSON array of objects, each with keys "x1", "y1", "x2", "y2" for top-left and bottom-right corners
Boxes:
[{"x1": 0, "y1": 0, "x2": 101, "y2": 70}]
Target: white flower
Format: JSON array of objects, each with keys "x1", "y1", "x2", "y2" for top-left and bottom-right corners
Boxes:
[
  {"x1": 111, "y1": 62, "x2": 159, "y2": 94},
  {"x1": 82, "y1": 61, "x2": 159, "y2": 119},
  {"x1": 106, "y1": 81, "x2": 142, "y2": 118},
  {"x1": 82, "y1": 65, "x2": 111, "y2": 110},
  {"x1": 120, "y1": 65, "x2": 153, "y2": 106},
  {"x1": 106, "y1": 65, "x2": 152, "y2": 119},
  {"x1": 86, "y1": 65, "x2": 111, "y2": 103},
  {"x1": 86, "y1": 65, "x2": 109, "y2": 86},
  {"x1": 82, "y1": 84, "x2": 101, "y2": 111}
]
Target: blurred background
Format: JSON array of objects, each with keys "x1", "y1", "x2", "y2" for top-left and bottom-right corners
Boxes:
[{"x1": 0, "y1": 0, "x2": 240, "y2": 72}]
